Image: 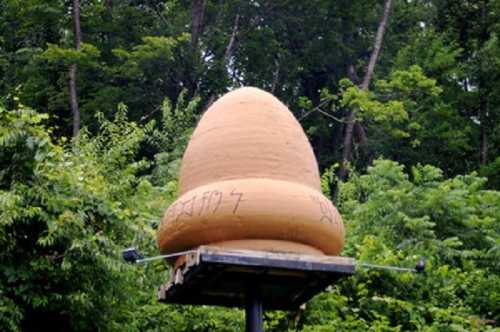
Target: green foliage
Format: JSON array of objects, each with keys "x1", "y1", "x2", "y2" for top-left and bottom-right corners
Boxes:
[
  {"x1": 144, "y1": 90, "x2": 200, "y2": 186},
  {"x1": 480, "y1": 156, "x2": 500, "y2": 189},
  {"x1": 394, "y1": 29, "x2": 463, "y2": 78},
  {"x1": 42, "y1": 43, "x2": 101, "y2": 68},
  {"x1": 134, "y1": 305, "x2": 244, "y2": 332},
  {"x1": 0, "y1": 104, "x2": 249, "y2": 331},
  {"x1": 2, "y1": 0, "x2": 499, "y2": 174},
  {"x1": 112, "y1": 34, "x2": 190, "y2": 78},
  {"x1": 301, "y1": 160, "x2": 500, "y2": 331},
  {"x1": 340, "y1": 79, "x2": 407, "y2": 126},
  {"x1": 304, "y1": 65, "x2": 447, "y2": 165},
  {"x1": 1, "y1": 0, "x2": 500, "y2": 330},
  {"x1": 360, "y1": 65, "x2": 472, "y2": 174},
  {"x1": 1, "y1": 105, "x2": 499, "y2": 331},
  {"x1": 0, "y1": 106, "x2": 168, "y2": 330}
]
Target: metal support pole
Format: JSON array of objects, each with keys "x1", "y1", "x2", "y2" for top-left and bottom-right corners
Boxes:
[{"x1": 245, "y1": 287, "x2": 263, "y2": 332}]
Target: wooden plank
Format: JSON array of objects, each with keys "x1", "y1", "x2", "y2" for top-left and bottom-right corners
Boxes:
[
  {"x1": 158, "y1": 246, "x2": 355, "y2": 310},
  {"x1": 198, "y1": 246, "x2": 355, "y2": 274},
  {"x1": 200, "y1": 246, "x2": 355, "y2": 265}
]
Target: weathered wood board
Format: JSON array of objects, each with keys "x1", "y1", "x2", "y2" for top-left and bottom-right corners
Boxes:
[{"x1": 158, "y1": 246, "x2": 355, "y2": 310}]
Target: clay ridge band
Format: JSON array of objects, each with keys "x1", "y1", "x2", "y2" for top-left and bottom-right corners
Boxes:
[{"x1": 157, "y1": 178, "x2": 345, "y2": 256}]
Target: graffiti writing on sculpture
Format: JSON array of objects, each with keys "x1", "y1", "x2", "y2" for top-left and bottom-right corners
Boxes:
[
  {"x1": 309, "y1": 195, "x2": 340, "y2": 227},
  {"x1": 165, "y1": 190, "x2": 339, "y2": 230},
  {"x1": 166, "y1": 189, "x2": 245, "y2": 222}
]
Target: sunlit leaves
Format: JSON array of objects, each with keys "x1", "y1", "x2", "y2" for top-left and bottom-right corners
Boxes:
[
  {"x1": 300, "y1": 159, "x2": 500, "y2": 330},
  {"x1": 42, "y1": 43, "x2": 101, "y2": 68},
  {"x1": 0, "y1": 107, "x2": 172, "y2": 330},
  {"x1": 112, "y1": 34, "x2": 190, "y2": 78}
]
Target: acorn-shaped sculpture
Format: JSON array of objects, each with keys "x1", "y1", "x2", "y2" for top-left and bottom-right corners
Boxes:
[{"x1": 157, "y1": 87, "x2": 344, "y2": 259}]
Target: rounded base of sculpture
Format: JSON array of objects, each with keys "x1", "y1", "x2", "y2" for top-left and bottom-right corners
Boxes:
[{"x1": 157, "y1": 178, "x2": 345, "y2": 260}]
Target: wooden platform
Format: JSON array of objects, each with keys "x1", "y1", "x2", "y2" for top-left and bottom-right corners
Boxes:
[{"x1": 158, "y1": 246, "x2": 355, "y2": 310}]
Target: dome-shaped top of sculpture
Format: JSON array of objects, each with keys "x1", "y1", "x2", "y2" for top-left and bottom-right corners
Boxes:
[
  {"x1": 179, "y1": 87, "x2": 321, "y2": 194},
  {"x1": 157, "y1": 87, "x2": 344, "y2": 259}
]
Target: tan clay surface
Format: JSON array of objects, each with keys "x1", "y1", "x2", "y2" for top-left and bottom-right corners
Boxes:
[
  {"x1": 179, "y1": 87, "x2": 321, "y2": 194},
  {"x1": 209, "y1": 240, "x2": 325, "y2": 255},
  {"x1": 157, "y1": 87, "x2": 345, "y2": 258},
  {"x1": 158, "y1": 178, "x2": 344, "y2": 255}
]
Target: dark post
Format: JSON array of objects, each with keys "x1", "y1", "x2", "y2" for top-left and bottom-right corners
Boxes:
[{"x1": 245, "y1": 287, "x2": 263, "y2": 332}]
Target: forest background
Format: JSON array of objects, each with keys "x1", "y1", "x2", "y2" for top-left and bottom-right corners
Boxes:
[{"x1": 1, "y1": 0, "x2": 499, "y2": 331}]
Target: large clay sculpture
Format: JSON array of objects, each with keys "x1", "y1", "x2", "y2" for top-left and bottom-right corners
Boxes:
[{"x1": 157, "y1": 87, "x2": 345, "y2": 258}]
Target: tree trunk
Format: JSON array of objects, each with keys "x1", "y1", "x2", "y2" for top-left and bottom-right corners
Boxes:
[
  {"x1": 346, "y1": 64, "x2": 368, "y2": 146},
  {"x1": 69, "y1": 65, "x2": 79, "y2": 137},
  {"x1": 271, "y1": 57, "x2": 280, "y2": 93},
  {"x1": 479, "y1": 96, "x2": 488, "y2": 165},
  {"x1": 69, "y1": 0, "x2": 81, "y2": 137},
  {"x1": 189, "y1": 0, "x2": 206, "y2": 96},
  {"x1": 206, "y1": 13, "x2": 241, "y2": 108},
  {"x1": 347, "y1": 63, "x2": 360, "y2": 86},
  {"x1": 223, "y1": 13, "x2": 240, "y2": 65},
  {"x1": 337, "y1": 0, "x2": 392, "y2": 183},
  {"x1": 478, "y1": 0, "x2": 489, "y2": 165},
  {"x1": 354, "y1": 121, "x2": 367, "y2": 144},
  {"x1": 191, "y1": 0, "x2": 206, "y2": 49},
  {"x1": 360, "y1": 0, "x2": 392, "y2": 91}
]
